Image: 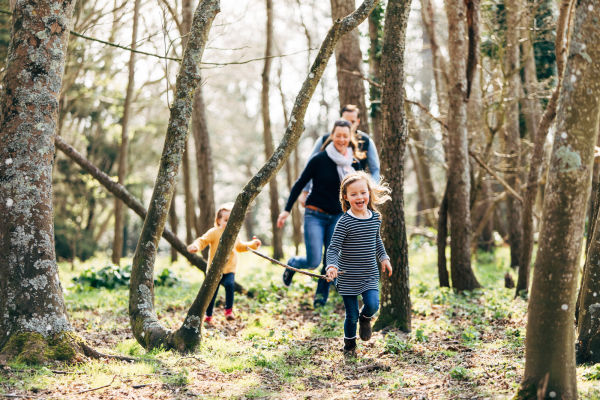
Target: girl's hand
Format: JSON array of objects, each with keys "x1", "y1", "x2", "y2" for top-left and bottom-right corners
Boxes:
[
  {"x1": 381, "y1": 259, "x2": 392, "y2": 277},
  {"x1": 187, "y1": 244, "x2": 199, "y2": 253},
  {"x1": 276, "y1": 211, "x2": 290, "y2": 228},
  {"x1": 326, "y1": 266, "x2": 338, "y2": 281},
  {"x1": 251, "y1": 236, "x2": 262, "y2": 249}
]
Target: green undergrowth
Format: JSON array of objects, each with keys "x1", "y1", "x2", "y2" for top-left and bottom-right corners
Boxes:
[{"x1": 1, "y1": 243, "x2": 598, "y2": 398}]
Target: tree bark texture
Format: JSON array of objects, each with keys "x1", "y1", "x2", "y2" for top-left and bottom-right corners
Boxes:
[
  {"x1": 54, "y1": 136, "x2": 208, "y2": 272},
  {"x1": 368, "y1": 3, "x2": 384, "y2": 147},
  {"x1": 170, "y1": 0, "x2": 381, "y2": 352},
  {"x1": 578, "y1": 172, "x2": 600, "y2": 364},
  {"x1": 516, "y1": 0, "x2": 571, "y2": 295},
  {"x1": 330, "y1": 0, "x2": 369, "y2": 133},
  {"x1": 503, "y1": 0, "x2": 523, "y2": 270},
  {"x1": 519, "y1": 1, "x2": 600, "y2": 396},
  {"x1": 444, "y1": 0, "x2": 480, "y2": 290},
  {"x1": 437, "y1": 185, "x2": 450, "y2": 287},
  {"x1": 373, "y1": 0, "x2": 412, "y2": 333},
  {"x1": 0, "y1": 0, "x2": 76, "y2": 350},
  {"x1": 262, "y1": 0, "x2": 284, "y2": 260},
  {"x1": 113, "y1": 0, "x2": 141, "y2": 265},
  {"x1": 128, "y1": 0, "x2": 220, "y2": 351}
]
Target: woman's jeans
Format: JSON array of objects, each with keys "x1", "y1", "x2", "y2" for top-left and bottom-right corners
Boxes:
[
  {"x1": 206, "y1": 273, "x2": 235, "y2": 316},
  {"x1": 287, "y1": 208, "x2": 341, "y2": 306},
  {"x1": 342, "y1": 289, "x2": 379, "y2": 338}
]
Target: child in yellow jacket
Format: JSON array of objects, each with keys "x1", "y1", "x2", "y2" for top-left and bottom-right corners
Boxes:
[{"x1": 187, "y1": 202, "x2": 261, "y2": 323}]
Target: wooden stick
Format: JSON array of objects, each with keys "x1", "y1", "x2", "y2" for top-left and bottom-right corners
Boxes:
[
  {"x1": 75, "y1": 375, "x2": 117, "y2": 395},
  {"x1": 246, "y1": 247, "x2": 342, "y2": 279}
]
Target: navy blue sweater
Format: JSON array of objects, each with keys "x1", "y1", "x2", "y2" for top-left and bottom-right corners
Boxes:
[{"x1": 285, "y1": 151, "x2": 361, "y2": 215}]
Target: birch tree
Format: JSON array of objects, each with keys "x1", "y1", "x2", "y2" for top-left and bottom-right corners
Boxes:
[{"x1": 518, "y1": 0, "x2": 600, "y2": 396}]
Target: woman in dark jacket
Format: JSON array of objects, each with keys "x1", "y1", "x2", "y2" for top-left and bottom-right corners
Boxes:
[{"x1": 277, "y1": 119, "x2": 365, "y2": 307}]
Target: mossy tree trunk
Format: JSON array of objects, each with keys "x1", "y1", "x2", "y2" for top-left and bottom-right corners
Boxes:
[
  {"x1": 517, "y1": 0, "x2": 600, "y2": 397},
  {"x1": 372, "y1": 0, "x2": 411, "y2": 333},
  {"x1": 262, "y1": 0, "x2": 284, "y2": 260},
  {"x1": 128, "y1": 0, "x2": 220, "y2": 351},
  {"x1": 330, "y1": 0, "x2": 370, "y2": 133},
  {"x1": 113, "y1": 0, "x2": 141, "y2": 265},
  {"x1": 444, "y1": 0, "x2": 480, "y2": 291},
  {"x1": 0, "y1": 0, "x2": 77, "y2": 358},
  {"x1": 130, "y1": 0, "x2": 380, "y2": 352},
  {"x1": 170, "y1": 0, "x2": 381, "y2": 352}
]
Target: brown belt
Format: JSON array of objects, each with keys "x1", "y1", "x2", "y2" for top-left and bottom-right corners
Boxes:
[{"x1": 306, "y1": 205, "x2": 332, "y2": 215}]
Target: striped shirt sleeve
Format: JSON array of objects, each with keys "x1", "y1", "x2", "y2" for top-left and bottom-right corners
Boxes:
[
  {"x1": 376, "y1": 225, "x2": 389, "y2": 262},
  {"x1": 326, "y1": 218, "x2": 346, "y2": 269}
]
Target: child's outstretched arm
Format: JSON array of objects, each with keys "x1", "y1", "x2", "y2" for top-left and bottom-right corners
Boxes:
[
  {"x1": 325, "y1": 218, "x2": 347, "y2": 282},
  {"x1": 236, "y1": 236, "x2": 262, "y2": 252},
  {"x1": 187, "y1": 229, "x2": 215, "y2": 253}
]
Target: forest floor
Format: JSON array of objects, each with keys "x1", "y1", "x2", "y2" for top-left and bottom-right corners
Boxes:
[{"x1": 1, "y1": 241, "x2": 600, "y2": 399}]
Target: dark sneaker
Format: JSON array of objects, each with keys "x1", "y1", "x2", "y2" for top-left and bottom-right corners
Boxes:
[
  {"x1": 359, "y1": 315, "x2": 372, "y2": 341},
  {"x1": 283, "y1": 268, "x2": 296, "y2": 287},
  {"x1": 343, "y1": 338, "x2": 357, "y2": 357}
]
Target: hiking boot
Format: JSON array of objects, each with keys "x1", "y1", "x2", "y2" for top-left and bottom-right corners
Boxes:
[
  {"x1": 225, "y1": 308, "x2": 235, "y2": 321},
  {"x1": 359, "y1": 315, "x2": 372, "y2": 341},
  {"x1": 343, "y1": 338, "x2": 357, "y2": 357},
  {"x1": 283, "y1": 268, "x2": 296, "y2": 287}
]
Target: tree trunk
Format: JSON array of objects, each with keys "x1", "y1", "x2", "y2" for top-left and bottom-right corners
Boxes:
[
  {"x1": 170, "y1": 0, "x2": 381, "y2": 352},
  {"x1": 518, "y1": 1, "x2": 600, "y2": 396},
  {"x1": 262, "y1": 0, "x2": 284, "y2": 260},
  {"x1": 182, "y1": 147, "x2": 196, "y2": 243},
  {"x1": 368, "y1": 3, "x2": 384, "y2": 147},
  {"x1": 577, "y1": 169, "x2": 600, "y2": 364},
  {"x1": 330, "y1": 0, "x2": 369, "y2": 133},
  {"x1": 55, "y1": 136, "x2": 208, "y2": 272},
  {"x1": 129, "y1": 0, "x2": 220, "y2": 351},
  {"x1": 0, "y1": 0, "x2": 80, "y2": 361},
  {"x1": 372, "y1": 0, "x2": 412, "y2": 333},
  {"x1": 278, "y1": 67, "x2": 303, "y2": 253},
  {"x1": 113, "y1": 0, "x2": 141, "y2": 265},
  {"x1": 437, "y1": 185, "x2": 450, "y2": 287},
  {"x1": 503, "y1": 0, "x2": 523, "y2": 271},
  {"x1": 516, "y1": 0, "x2": 571, "y2": 295},
  {"x1": 444, "y1": 0, "x2": 480, "y2": 291},
  {"x1": 169, "y1": 189, "x2": 178, "y2": 262}
]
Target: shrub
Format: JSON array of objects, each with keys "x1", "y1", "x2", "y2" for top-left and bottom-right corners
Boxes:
[{"x1": 72, "y1": 264, "x2": 179, "y2": 290}]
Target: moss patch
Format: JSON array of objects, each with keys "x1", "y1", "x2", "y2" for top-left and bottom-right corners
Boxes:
[{"x1": 0, "y1": 331, "x2": 84, "y2": 364}]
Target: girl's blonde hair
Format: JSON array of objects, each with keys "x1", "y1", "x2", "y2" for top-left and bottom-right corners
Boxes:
[
  {"x1": 339, "y1": 171, "x2": 391, "y2": 213},
  {"x1": 214, "y1": 202, "x2": 234, "y2": 227}
]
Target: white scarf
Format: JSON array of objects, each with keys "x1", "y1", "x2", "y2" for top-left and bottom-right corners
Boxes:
[{"x1": 325, "y1": 142, "x2": 355, "y2": 182}]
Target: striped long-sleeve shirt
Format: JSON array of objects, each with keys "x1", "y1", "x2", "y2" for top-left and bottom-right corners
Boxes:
[{"x1": 326, "y1": 211, "x2": 389, "y2": 296}]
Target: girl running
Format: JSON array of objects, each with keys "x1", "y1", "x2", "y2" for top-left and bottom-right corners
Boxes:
[{"x1": 325, "y1": 172, "x2": 392, "y2": 355}]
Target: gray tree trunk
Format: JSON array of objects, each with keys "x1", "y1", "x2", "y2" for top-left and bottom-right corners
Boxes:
[
  {"x1": 444, "y1": 0, "x2": 480, "y2": 290},
  {"x1": 128, "y1": 0, "x2": 220, "y2": 351},
  {"x1": 518, "y1": 1, "x2": 600, "y2": 396},
  {"x1": 368, "y1": 3, "x2": 384, "y2": 147},
  {"x1": 262, "y1": 0, "x2": 284, "y2": 260},
  {"x1": 113, "y1": 0, "x2": 141, "y2": 265},
  {"x1": 503, "y1": 0, "x2": 523, "y2": 271},
  {"x1": 0, "y1": 0, "x2": 77, "y2": 359},
  {"x1": 516, "y1": 0, "x2": 571, "y2": 295},
  {"x1": 330, "y1": 0, "x2": 369, "y2": 133},
  {"x1": 373, "y1": 0, "x2": 412, "y2": 332}
]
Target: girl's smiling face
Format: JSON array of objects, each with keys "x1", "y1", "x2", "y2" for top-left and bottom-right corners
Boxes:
[
  {"x1": 217, "y1": 210, "x2": 231, "y2": 227},
  {"x1": 344, "y1": 179, "x2": 370, "y2": 214}
]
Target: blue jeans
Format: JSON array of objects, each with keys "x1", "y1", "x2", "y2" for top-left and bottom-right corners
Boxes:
[
  {"x1": 206, "y1": 273, "x2": 235, "y2": 316},
  {"x1": 287, "y1": 208, "x2": 341, "y2": 305},
  {"x1": 342, "y1": 289, "x2": 379, "y2": 338}
]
